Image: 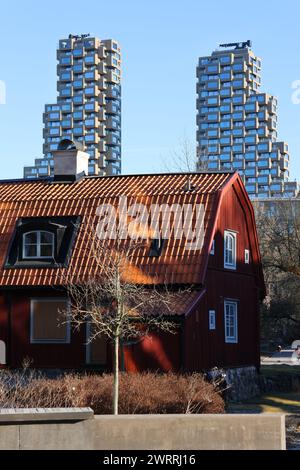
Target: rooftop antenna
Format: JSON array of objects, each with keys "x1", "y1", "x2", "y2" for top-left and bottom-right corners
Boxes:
[
  {"x1": 183, "y1": 175, "x2": 196, "y2": 192},
  {"x1": 68, "y1": 34, "x2": 90, "y2": 40},
  {"x1": 219, "y1": 40, "x2": 252, "y2": 50}
]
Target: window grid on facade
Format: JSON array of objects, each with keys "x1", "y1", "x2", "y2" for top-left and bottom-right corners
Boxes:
[
  {"x1": 24, "y1": 35, "x2": 122, "y2": 179},
  {"x1": 224, "y1": 300, "x2": 238, "y2": 343},
  {"x1": 196, "y1": 44, "x2": 299, "y2": 199}
]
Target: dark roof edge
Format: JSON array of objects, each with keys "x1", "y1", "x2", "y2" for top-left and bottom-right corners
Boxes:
[{"x1": 0, "y1": 170, "x2": 236, "y2": 185}]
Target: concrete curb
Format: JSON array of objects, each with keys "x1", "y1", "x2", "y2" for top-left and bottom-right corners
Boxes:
[{"x1": 0, "y1": 407, "x2": 93, "y2": 422}]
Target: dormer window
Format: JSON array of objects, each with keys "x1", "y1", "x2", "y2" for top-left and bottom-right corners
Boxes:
[
  {"x1": 23, "y1": 231, "x2": 55, "y2": 260},
  {"x1": 5, "y1": 216, "x2": 80, "y2": 268}
]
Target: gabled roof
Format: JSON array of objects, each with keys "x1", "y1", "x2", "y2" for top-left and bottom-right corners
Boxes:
[{"x1": 0, "y1": 171, "x2": 239, "y2": 287}]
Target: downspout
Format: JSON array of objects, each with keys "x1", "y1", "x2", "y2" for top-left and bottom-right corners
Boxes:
[{"x1": 6, "y1": 292, "x2": 12, "y2": 368}]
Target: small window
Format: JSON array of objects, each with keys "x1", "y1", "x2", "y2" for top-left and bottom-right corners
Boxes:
[
  {"x1": 224, "y1": 230, "x2": 237, "y2": 269},
  {"x1": 149, "y1": 237, "x2": 165, "y2": 257},
  {"x1": 210, "y1": 240, "x2": 215, "y2": 255},
  {"x1": 209, "y1": 310, "x2": 216, "y2": 330},
  {"x1": 224, "y1": 300, "x2": 238, "y2": 343},
  {"x1": 245, "y1": 249, "x2": 250, "y2": 264},
  {"x1": 23, "y1": 231, "x2": 54, "y2": 259},
  {"x1": 30, "y1": 298, "x2": 70, "y2": 344}
]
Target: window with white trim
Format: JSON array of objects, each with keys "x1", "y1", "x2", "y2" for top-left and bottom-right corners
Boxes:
[
  {"x1": 30, "y1": 298, "x2": 70, "y2": 344},
  {"x1": 208, "y1": 310, "x2": 216, "y2": 330},
  {"x1": 23, "y1": 231, "x2": 54, "y2": 259},
  {"x1": 224, "y1": 300, "x2": 238, "y2": 343},
  {"x1": 224, "y1": 230, "x2": 237, "y2": 269},
  {"x1": 245, "y1": 249, "x2": 250, "y2": 264}
]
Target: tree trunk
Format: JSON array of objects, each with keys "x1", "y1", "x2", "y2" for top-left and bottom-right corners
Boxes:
[{"x1": 113, "y1": 334, "x2": 119, "y2": 415}]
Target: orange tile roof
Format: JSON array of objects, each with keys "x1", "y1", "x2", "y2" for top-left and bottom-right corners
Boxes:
[
  {"x1": 126, "y1": 289, "x2": 205, "y2": 317},
  {"x1": 0, "y1": 172, "x2": 236, "y2": 287},
  {"x1": 171, "y1": 289, "x2": 205, "y2": 316}
]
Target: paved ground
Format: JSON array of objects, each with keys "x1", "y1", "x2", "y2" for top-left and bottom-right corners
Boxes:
[
  {"x1": 228, "y1": 392, "x2": 300, "y2": 414},
  {"x1": 228, "y1": 393, "x2": 300, "y2": 450},
  {"x1": 227, "y1": 363, "x2": 300, "y2": 449}
]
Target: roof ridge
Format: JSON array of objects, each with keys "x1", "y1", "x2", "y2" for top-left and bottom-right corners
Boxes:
[{"x1": 0, "y1": 170, "x2": 236, "y2": 185}]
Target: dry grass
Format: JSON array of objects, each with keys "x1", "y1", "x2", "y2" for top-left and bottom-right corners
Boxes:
[{"x1": 0, "y1": 367, "x2": 224, "y2": 414}]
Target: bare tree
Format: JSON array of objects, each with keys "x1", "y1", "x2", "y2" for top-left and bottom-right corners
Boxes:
[
  {"x1": 196, "y1": 143, "x2": 209, "y2": 172},
  {"x1": 253, "y1": 199, "x2": 300, "y2": 342},
  {"x1": 254, "y1": 199, "x2": 300, "y2": 277},
  {"x1": 162, "y1": 138, "x2": 199, "y2": 173},
  {"x1": 62, "y1": 224, "x2": 180, "y2": 415}
]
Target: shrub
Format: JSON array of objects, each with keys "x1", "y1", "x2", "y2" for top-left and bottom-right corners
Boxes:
[{"x1": 0, "y1": 370, "x2": 224, "y2": 414}]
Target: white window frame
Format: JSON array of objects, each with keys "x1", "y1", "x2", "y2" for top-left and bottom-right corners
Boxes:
[
  {"x1": 245, "y1": 249, "x2": 250, "y2": 264},
  {"x1": 224, "y1": 230, "x2": 237, "y2": 270},
  {"x1": 224, "y1": 300, "x2": 238, "y2": 344},
  {"x1": 208, "y1": 310, "x2": 216, "y2": 330},
  {"x1": 210, "y1": 239, "x2": 215, "y2": 255},
  {"x1": 23, "y1": 231, "x2": 55, "y2": 260},
  {"x1": 30, "y1": 298, "x2": 71, "y2": 344}
]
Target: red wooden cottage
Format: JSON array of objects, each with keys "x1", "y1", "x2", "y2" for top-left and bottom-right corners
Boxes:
[{"x1": 0, "y1": 147, "x2": 265, "y2": 372}]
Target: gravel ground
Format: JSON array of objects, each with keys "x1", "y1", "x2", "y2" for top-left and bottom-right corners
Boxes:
[{"x1": 286, "y1": 416, "x2": 300, "y2": 450}]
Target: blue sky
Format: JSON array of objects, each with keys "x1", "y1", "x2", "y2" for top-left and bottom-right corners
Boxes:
[{"x1": 1, "y1": 0, "x2": 300, "y2": 180}]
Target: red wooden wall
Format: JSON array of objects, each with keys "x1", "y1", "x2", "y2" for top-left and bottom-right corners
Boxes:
[
  {"x1": 0, "y1": 289, "x2": 182, "y2": 371},
  {"x1": 122, "y1": 331, "x2": 181, "y2": 372},
  {"x1": 184, "y1": 181, "x2": 261, "y2": 371},
  {"x1": 0, "y1": 289, "x2": 85, "y2": 368}
]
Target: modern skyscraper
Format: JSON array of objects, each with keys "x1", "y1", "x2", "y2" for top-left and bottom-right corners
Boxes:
[
  {"x1": 196, "y1": 41, "x2": 298, "y2": 198},
  {"x1": 24, "y1": 34, "x2": 121, "y2": 178}
]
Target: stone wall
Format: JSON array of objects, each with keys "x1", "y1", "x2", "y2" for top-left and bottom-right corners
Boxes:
[
  {"x1": 226, "y1": 366, "x2": 261, "y2": 401},
  {"x1": 225, "y1": 366, "x2": 300, "y2": 402}
]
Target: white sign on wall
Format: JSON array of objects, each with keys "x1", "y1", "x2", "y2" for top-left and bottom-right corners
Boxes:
[{"x1": 0, "y1": 340, "x2": 6, "y2": 364}]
